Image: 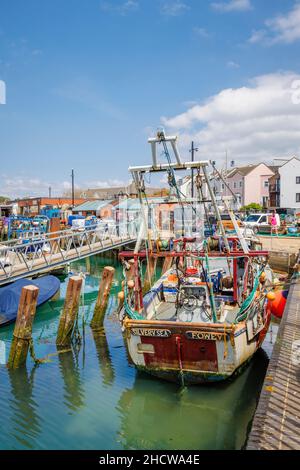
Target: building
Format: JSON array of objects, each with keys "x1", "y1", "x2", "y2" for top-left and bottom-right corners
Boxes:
[
  {"x1": 220, "y1": 164, "x2": 275, "y2": 209},
  {"x1": 0, "y1": 203, "x2": 15, "y2": 217},
  {"x1": 12, "y1": 197, "x2": 87, "y2": 216},
  {"x1": 66, "y1": 182, "x2": 166, "y2": 200},
  {"x1": 179, "y1": 164, "x2": 274, "y2": 209},
  {"x1": 72, "y1": 200, "x2": 116, "y2": 218},
  {"x1": 269, "y1": 157, "x2": 300, "y2": 209},
  {"x1": 269, "y1": 170, "x2": 281, "y2": 208}
]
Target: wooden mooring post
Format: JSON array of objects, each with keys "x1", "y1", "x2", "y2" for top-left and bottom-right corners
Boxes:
[
  {"x1": 7, "y1": 285, "x2": 39, "y2": 369},
  {"x1": 117, "y1": 258, "x2": 135, "y2": 312},
  {"x1": 90, "y1": 266, "x2": 115, "y2": 329},
  {"x1": 56, "y1": 276, "x2": 83, "y2": 347}
]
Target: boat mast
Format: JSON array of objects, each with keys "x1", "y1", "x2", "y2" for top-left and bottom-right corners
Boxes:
[{"x1": 202, "y1": 165, "x2": 231, "y2": 253}]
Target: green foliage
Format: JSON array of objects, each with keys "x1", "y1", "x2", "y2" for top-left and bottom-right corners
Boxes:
[
  {"x1": 0, "y1": 196, "x2": 10, "y2": 203},
  {"x1": 240, "y1": 202, "x2": 263, "y2": 212}
]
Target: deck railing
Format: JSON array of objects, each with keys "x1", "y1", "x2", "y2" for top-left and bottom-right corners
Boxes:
[{"x1": 0, "y1": 221, "x2": 139, "y2": 284}]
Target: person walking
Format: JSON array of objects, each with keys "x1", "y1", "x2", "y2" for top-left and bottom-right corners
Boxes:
[{"x1": 271, "y1": 211, "x2": 279, "y2": 236}]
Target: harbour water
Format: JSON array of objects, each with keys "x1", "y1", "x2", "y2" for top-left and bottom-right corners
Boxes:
[{"x1": 0, "y1": 255, "x2": 278, "y2": 450}]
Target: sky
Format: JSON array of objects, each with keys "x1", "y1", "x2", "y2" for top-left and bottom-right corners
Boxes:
[{"x1": 1, "y1": 0, "x2": 300, "y2": 197}]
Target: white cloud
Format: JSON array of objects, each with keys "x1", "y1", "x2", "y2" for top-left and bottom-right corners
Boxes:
[
  {"x1": 248, "y1": 29, "x2": 267, "y2": 44},
  {"x1": 249, "y1": 3, "x2": 300, "y2": 45},
  {"x1": 84, "y1": 179, "x2": 129, "y2": 188},
  {"x1": 0, "y1": 175, "x2": 130, "y2": 198},
  {"x1": 1, "y1": 176, "x2": 51, "y2": 198},
  {"x1": 160, "y1": 1, "x2": 190, "y2": 17},
  {"x1": 193, "y1": 27, "x2": 211, "y2": 39},
  {"x1": 227, "y1": 60, "x2": 240, "y2": 69},
  {"x1": 100, "y1": 1, "x2": 139, "y2": 15},
  {"x1": 161, "y1": 72, "x2": 300, "y2": 164},
  {"x1": 211, "y1": 0, "x2": 252, "y2": 13}
]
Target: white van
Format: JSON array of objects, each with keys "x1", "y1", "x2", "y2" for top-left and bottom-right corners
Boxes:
[{"x1": 244, "y1": 213, "x2": 278, "y2": 233}]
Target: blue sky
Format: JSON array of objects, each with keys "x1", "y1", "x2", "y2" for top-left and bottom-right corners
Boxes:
[{"x1": 1, "y1": 0, "x2": 300, "y2": 197}]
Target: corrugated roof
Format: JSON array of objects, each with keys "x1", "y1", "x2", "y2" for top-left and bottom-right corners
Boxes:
[
  {"x1": 73, "y1": 200, "x2": 113, "y2": 211},
  {"x1": 114, "y1": 199, "x2": 141, "y2": 210}
]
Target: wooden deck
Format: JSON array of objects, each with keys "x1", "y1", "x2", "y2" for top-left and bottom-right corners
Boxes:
[{"x1": 247, "y1": 275, "x2": 300, "y2": 450}]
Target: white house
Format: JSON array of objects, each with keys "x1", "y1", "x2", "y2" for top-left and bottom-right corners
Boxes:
[{"x1": 278, "y1": 157, "x2": 300, "y2": 208}]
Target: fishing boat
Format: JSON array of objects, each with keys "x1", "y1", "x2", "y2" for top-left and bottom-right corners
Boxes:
[
  {"x1": 119, "y1": 130, "x2": 275, "y2": 385},
  {"x1": 0, "y1": 275, "x2": 60, "y2": 327}
]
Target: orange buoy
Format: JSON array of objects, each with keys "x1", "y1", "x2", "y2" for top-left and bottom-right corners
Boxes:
[
  {"x1": 260, "y1": 272, "x2": 266, "y2": 283},
  {"x1": 127, "y1": 280, "x2": 134, "y2": 289},
  {"x1": 118, "y1": 291, "x2": 125, "y2": 301},
  {"x1": 268, "y1": 290, "x2": 288, "y2": 319},
  {"x1": 267, "y1": 291, "x2": 276, "y2": 301}
]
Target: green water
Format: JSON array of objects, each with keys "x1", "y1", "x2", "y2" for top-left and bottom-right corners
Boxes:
[{"x1": 0, "y1": 256, "x2": 277, "y2": 450}]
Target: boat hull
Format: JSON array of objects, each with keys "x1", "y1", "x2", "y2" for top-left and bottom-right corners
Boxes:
[{"x1": 123, "y1": 305, "x2": 271, "y2": 385}]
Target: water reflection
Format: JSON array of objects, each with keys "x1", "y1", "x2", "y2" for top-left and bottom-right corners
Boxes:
[
  {"x1": 91, "y1": 328, "x2": 115, "y2": 386},
  {"x1": 7, "y1": 366, "x2": 41, "y2": 449},
  {"x1": 117, "y1": 349, "x2": 269, "y2": 450},
  {"x1": 0, "y1": 256, "x2": 275, "y2": 450},
  {"x1": 57, "y1": 344, "x2": 85, "y2": 412}
]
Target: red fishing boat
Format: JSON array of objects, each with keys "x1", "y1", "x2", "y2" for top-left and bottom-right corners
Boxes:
[{"x1": 119, "y1": 130, "x2": 275, "y2": 385}]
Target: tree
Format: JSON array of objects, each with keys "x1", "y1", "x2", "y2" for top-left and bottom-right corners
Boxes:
[
  {"x1": 240, "y1": 202, "x2": 263, "y2": 212},
  {"x1": 0, "y1": 196, "x2": 10, "y2": 204}
]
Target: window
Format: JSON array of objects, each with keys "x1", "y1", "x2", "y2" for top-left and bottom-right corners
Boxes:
[
  {"x1": 246, "y1": 215, "x2": 260, "y2": 223},
  {"x1": 264, "y1": 181, "x2": 269, "y2": 188},
  {"x1": 234, "y1": 182, "x2": 237, "y2": 189},
  {"x1": 239, "y1": 181, "x2": 242, "y2": 188},
  {"x1": 221, "y1": 183, "x2": 225, "y2": 190},
  {"x1": 296, "y1": 193, "x2": 300, "y2": 202},
  {"x1": 296, "y1": 177, "x2": 300, "y2": 184}
]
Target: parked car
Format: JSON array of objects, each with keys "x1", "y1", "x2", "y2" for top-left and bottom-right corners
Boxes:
[{"x1": 244, "y1": 213, "x2": 273, "y2": 233}]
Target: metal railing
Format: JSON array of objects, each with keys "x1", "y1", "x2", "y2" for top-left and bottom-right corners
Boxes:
[{"x1": 0, "y1": 220, "x2": 139, "y2": 284}]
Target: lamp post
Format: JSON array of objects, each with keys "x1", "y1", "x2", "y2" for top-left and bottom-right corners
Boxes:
[{"x1": 71, "y1": 169, "x2": 75, "y2": 208}]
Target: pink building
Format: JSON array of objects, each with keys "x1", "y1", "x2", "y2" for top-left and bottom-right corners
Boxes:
[{"x1": 222, "y1": 163, "x2": 274, "y2": 208}]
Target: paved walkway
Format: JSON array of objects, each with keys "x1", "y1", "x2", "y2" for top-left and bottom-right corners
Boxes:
[{"x1": 247, "y1": 276, "x2": 300, "y2": 450}]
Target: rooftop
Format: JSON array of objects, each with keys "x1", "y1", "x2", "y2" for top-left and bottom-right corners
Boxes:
[{"x1": 73, "y1": 200, "x2": 114, "y2": 212}]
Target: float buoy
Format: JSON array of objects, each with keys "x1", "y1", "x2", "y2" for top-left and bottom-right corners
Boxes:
[
  {"x1": 118, "y1": 291, "x2": 125, "y2": 301},
  {"x1": 259, "y1": 272, "x2": 266, "y2": 283},
  {"x1": 268, "y1": 290, "x2": 288, "y2": 319}
]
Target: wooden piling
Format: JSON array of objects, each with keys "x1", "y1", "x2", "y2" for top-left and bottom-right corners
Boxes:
[
  {"x1": 8, "y1": 285, "x2": 39, "y2": 369},
  {"x1": 117, "y1": 258, "x2": 135, "y2": 313},
  {"x1": 85, "y1": 256, "x2": 91, "y2": 274},
  {"x1": 56, "y1": 276, "x2": 83, "y2": 347},
  {"x1": 126, "y1": 258, "x2": 135, "y2": 281},
  {"x1": 90, "y1": 266, "x2": 115, "y2": 329}
]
